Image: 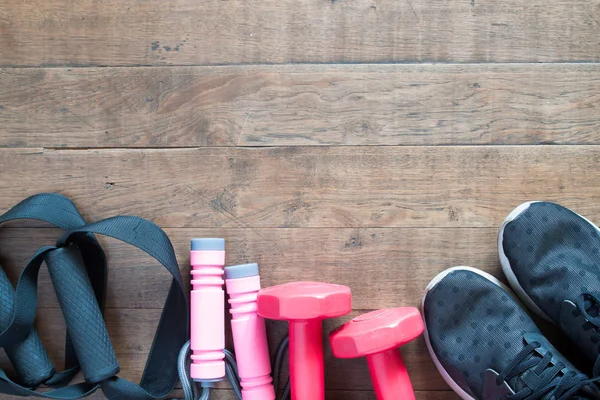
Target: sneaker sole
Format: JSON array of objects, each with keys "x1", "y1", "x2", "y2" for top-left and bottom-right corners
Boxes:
[
  {"x1": 421, "y1": 266, "x2": 520, "y2": 400},
  {"x1": 498, "y1": 201, "x2": 600, "y2": 322}
]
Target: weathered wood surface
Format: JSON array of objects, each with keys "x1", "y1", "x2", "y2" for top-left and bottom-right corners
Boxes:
[
  {"x1": 0, "y1": 308, "x2": 449, "y2": 391},
  {"x1": 0, "y1": 146, "x2": 599, "y2": 229},
  {"x1": 2, "y1": 0, "x2": 599, "y2": 398},
  {"x1": 0, "y1": 0, "x2": 599, "y2": 67},
  {"x1": 0, "y1": 220, "x2": 501, "y2": 396},
  {"x1": 2, "y1": 64, "x2": 600, "y2": 147},
  {"x1": 3, "y1": 389, "x2": 460, "y2": 400},
  {"x1": 0, "y1": 224, "x2": 505, "y2": 392},
  {"x1": 0, "y1": 227, "x2": 500, "y2": 310}
]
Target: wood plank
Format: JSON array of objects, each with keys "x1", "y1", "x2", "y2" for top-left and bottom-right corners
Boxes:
[
  {"x1": 0, "y1": 226, "x2": 497, "y2": 393},
  {"x1": 0, "y1": 226, "x2": 572, "y2": 393},
  {"x1": 0, "y1": 227, "x2": 500, "y2": 310},
  {"x1": 0, "y1": 308, "x2": 454, "y2": 391},
  {"x1": 2, "y1": 64, "x2": 600, "y2": 147},
  {"x1": 3, "y1": 389, "x2": 460, "y2": 400},
  {"x1": 0, "y1": 146, "x2": 599, "y2": 229},
  {"x1": 0, "y1": 0, "x2": 598, "y2": 66}
]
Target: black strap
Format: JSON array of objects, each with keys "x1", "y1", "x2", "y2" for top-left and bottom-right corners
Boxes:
[{"x1": 0, "y1": 194, "x2": 188, "y2": 399}]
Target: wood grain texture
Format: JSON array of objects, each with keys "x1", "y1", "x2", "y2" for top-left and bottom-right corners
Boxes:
[
  {"x1": 1, "y1": 0, "x2": 599, "y2": 67},
  {"x1": 2, "y1": 64, "x2": 600, "y2": 147},
  {"x1": 0, "y1": 229, "x2": 573, "y2": 394},
  {"x1": 2, "y1": 0, "x2": 599, "y2": 398},
  {"x1": 0, "y1": 227, "x2": 501, "y2": 310},
  {"x1": 0, "y1": 226, "x2": 502, "y2": 395},
  {"x1": 0, "y1": 307, "x2": 454, "y2": 392},
  {"x1": 0, "y1": 146, "x2": 599, "y2": 229},
  {"x1": 2, "y1": 389, "x2": 460, "y2": 400}
]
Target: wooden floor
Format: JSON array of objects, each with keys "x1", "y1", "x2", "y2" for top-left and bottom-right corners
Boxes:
[{"x1": 1, "y1": 0, "x2": 600, "y2": 398}]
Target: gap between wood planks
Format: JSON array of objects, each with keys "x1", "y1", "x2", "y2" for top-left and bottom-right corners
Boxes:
[
  {"x1": 26, "y1": 144, "x2": 600, "y2": 151},
  {"x1": 2, "y1": 61, "x2": 600, "y2": 69}
]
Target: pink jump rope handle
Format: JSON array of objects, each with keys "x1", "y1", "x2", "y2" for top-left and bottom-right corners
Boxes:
[
  {"x1": 190, "y1": 238, "x2": 226, "y2": 382},
  {"x1": 225, "y1": 264, "x2": 275, "y2": 400}
]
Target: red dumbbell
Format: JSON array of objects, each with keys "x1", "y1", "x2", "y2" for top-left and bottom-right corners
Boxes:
[
  {"x1": 329, "y1": 307, "x2": 424, "y2": 400},
  {"x1": 257, "y1": 282, "x2": 352, "y2": 400}
]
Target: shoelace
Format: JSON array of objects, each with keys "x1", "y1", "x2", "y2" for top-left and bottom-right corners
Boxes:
[
  {"x1": 174, "y1": 337, "x2": 291, "y2": 400},
  {"x1": 497, "y1": 342, "x2": 600, "y2": 400},
  {"x1": 577, "y1": 293, "x2": 600, "y2": 377}
]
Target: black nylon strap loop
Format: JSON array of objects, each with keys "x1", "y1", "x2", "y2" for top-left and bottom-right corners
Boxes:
[
  {"x1": 0, "y1": 247, "x2": 55, "y2": 347},
  {"x1": 0, "y1": 370, "x2": 99, "y2": 399},
  {"x1": 0, "y1": 195, "x2": 188, "y2": 399},
  {"x1": 0, "y1": 193, "x2": 96, "y2": 397},
  {"x1": 61, "y1": 216, "x2": 188, "y2": 399},
  {"x1": 0, "y1": 193, "x2": 87, "y2": 229}
]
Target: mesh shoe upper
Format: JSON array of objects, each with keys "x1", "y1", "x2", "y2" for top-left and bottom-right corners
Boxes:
[
  {"x1": 423, "y1": 267, "x2": 599, "y2": 399},
  {"x1": 501, "y1": 202, "x2": 600, "y2": 372}
]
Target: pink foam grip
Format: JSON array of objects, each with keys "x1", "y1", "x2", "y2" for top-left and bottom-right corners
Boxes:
[
  {"x1": 226, "y1": 275, "x2": 275, "y2": 400},
  {"x1": 190, "y1": 249, "x2": 226, "y2": 381}
]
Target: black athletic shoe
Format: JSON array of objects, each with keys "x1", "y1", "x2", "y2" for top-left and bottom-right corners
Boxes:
[
  {"x1": 500, "y1": 202, "x2": 600, "y2": 376},
  {"x1": 422, "y1": 267, "x2": 600, "y2": 399}
]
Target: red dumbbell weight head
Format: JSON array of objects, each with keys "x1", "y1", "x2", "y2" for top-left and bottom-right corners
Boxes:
[
  {"x1": 330, "y1": 307, "x2": 424, "y2": 400},
  {"x1": 258, "y1": 282, "x2": 352, "y2": 400}
]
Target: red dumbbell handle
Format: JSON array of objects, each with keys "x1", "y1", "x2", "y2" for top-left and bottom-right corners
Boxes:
[
  {"x1": 366, "y1": 349, "x2": 416, "y2": 400},
  {"x1": 289, "y1": 319, "x2": 325, "y2": 400}
]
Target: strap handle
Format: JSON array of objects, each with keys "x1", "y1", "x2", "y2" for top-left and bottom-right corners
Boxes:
[
  {"x1": 0, "y1": 193, "x2": 100, "y2": 398},
  {"x1": 59, "y1": 216, "x2": 188, "y2": 399},
  {"x1": 0, "y1": 267, "x2": 54, "y2": 387},
  {"x1": 0, "y1": 194, "x2": 188, "y2": 399},
  {"x1": 45, "y1": 245, "x2": 119, "y2": 384}
]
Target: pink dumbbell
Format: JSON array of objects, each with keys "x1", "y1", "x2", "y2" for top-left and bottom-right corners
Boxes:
[
  {"x1": 257, "y1": 282, "x2": 352, "y2": 400},
  {"x1": 329, "y1": 307, "x2": 424, "y2": 400}
]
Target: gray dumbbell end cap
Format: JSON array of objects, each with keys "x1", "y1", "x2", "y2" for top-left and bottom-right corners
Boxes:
[
  {"x1": 224, "y1": 263, "x2": 259, "y2": 279},
  {"x1": 191, "y1": 238, "x2": 225, "y2": 251}
]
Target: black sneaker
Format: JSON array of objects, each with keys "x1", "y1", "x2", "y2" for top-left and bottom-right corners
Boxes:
[
  {"x1": 422, "y1": 266, "x2": 600, "y2": 399},
  {"x1": 500, "y1": 201, "x2": 600, "y2": 376}
]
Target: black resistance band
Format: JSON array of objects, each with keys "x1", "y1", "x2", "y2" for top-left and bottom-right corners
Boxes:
[{"x1": 0, "y1": 193, "x2": 188, "y2": 399}]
